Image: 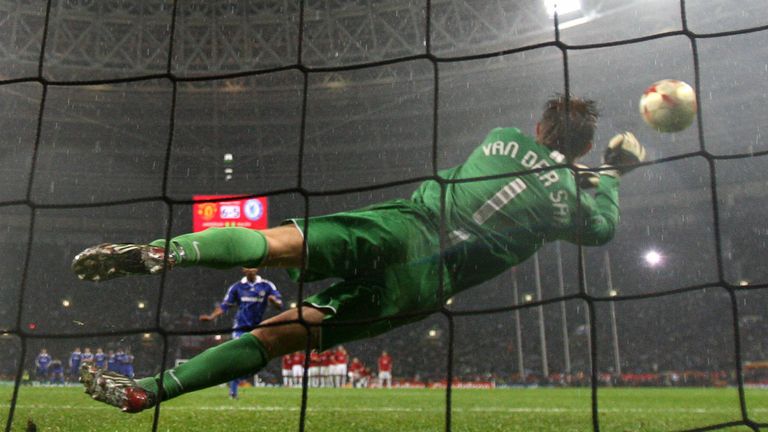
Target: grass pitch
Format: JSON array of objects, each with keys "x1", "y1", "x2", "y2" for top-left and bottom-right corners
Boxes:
[{"x1": 1, "y1": 384, "x2": 766, "y2": 431}]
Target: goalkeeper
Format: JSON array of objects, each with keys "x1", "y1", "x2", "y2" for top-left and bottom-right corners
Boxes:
[{"x1": 73, "y1": 95, "x2": 645, "y2": 413}]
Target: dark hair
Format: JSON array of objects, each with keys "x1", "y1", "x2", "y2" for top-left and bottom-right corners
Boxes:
[{"x1": 539, "y1": 95, "x2": 599, "y2": 161}]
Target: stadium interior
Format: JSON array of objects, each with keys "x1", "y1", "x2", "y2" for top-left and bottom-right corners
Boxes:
[{"x1": 1, "y1": 0, "x2": 767, "y2": 430}]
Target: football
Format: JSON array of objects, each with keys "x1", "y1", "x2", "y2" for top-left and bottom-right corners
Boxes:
[{"x1": 639, "y1": 79, "x2": 697, "y2": 133}]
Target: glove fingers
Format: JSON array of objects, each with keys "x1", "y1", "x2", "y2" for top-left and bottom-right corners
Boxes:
[
  {"x1": 603, "y1": 131, "x2": 647, "y2": 175},
  {"x1": 608, "y1": 133, "x2": 624, "y2": 149},
  {"x1": 622, "y1": 132, "x2": 646, "y2": 162}
]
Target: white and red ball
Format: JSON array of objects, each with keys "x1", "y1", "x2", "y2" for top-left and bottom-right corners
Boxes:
[{"x1": 639, "y1": 79, "x2": 697, "y2": 133}]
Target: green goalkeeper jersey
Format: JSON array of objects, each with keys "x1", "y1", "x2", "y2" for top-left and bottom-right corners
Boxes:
[{"x1": 412, "y1": 127, "x2": 619, "y2": 291}]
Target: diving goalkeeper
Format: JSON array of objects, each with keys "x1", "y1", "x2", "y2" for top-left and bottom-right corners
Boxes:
[{"x1": 72, "y1": 95, "x2": 645, "y2": 413}]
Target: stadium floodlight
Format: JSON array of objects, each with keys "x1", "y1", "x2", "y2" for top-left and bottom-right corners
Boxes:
[
  {"x1": 137, "y1": 301, "x2": 146, "y2": 309},
  {"x1": 325, "y1": 75, "x2": 347, "y2": 89},
  {"x1": 544, "y1": 0, "x2": 581, "y2": 17},
  {"x1": 214, "y1": 335, "x2": 222, "y2": 341},
  {"x1": 445, "y1": 298, "x2": 453, "y2": 305},
  {"x1": 222, "y1": 81, "x2": 245, "y2": 93},
  {"x1": 142, "y1": 333, "x2": 152, "y2": 340},
  {"x1": 739, "y1": 280, "x2": 750, "y2": 286},
  {"x1": 290, "y1": 302, "x2": 297, "y2": 308},
  {"x1": 644, "y1": 250, "x2": 663, "y2": 266},
  {"x1": 609, "y1": 289, "x2": 618, "y2": 297},
  {"x1": 428, "y1": 329, "x2": 438, "y2": 338},
  {"x1": 223, "y1": 153, "x2": 233, "y2": 162},
  {"x1": 523, "y1": 293, "x2": 534, "y2": 303},
  {"x1": 62, "y1": 299, "x2": 71, "y2": 307}
]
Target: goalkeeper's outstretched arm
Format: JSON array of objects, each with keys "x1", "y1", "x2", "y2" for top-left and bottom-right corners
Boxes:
[{"x1": 564, "y1": 132, "x2": 646, "y2": 246}]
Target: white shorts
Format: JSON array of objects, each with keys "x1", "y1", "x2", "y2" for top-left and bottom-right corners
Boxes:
[
  {"x1": 282, "y1": 369, "x2": 291, "y2": 377},
  {"x1": 379, "y1": 371, "x2": 392, "y2": 380},
  {"x1": 292, "y1": 364, "x2": 304, "y2": 377},
  {"x1": 308, "y1": 366, "x2": 319, "y2": 376}
]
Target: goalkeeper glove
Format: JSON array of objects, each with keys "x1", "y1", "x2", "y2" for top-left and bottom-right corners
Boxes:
[
  {"x1": 602, "y1": 132, "x2": 646, "y2": 176},
  {"x1": 574, "y1": 163, "x2": 600, "y2": 189}
]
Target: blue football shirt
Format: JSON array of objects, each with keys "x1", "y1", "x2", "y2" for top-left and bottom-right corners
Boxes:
[
  {"x1": 69, "y1": 350, "x2": 82, "y2": 370},
  {"x1": 94, "y1": 352, "x2": 106, "y2": 368},
  {"x1": 220, "y1": 275, "x2": 281, "y2": 337}
]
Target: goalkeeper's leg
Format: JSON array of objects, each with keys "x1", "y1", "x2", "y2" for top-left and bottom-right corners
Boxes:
[
  {"x1": 152, "y1": 225, "x2": 304, "y2": 269},
  {"x1": 82, "y1": 307, "x2": 324, "y2": 413},
  {"x1": 72, "y1": 225, "x2": 303, "y2": 282}
]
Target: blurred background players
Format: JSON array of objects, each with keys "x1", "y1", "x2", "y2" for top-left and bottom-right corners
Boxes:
[
  {"x1": 348, "y1": 357, "x2": 364, "y2": 388},
  {"x1": 68, "y1": 347, "x2": 81, "y2": 382},
  {"x1": 114, "y1": 348, "x2": 126, "y2": 375},
  {"x1": 94, "y1": 348, "x2": 106, "y2": 370},
  {"x1": 332, "y1": 346, "x2": 348, "y2": 388},
  {"x1": 281, "y1": 353, "x2": 292, "y2": 387},
  {"x1": 200, "y1": 267, "x2": 282, "y2": 399},
  {"x1": 320, "y1": 350, "x2": 333, "y2": 387},
  {"x1": 308, "y1": 350, "x2": 321, "y2": 387},
  {"x1": 122, "y1": 349, "x2": 135, "y2": 379},
  {"x1": 49, "y1": 359, "x2": 65, "y2": 385},
  {"x1": 81, "y1": 347, "x2": 94, "y2": 365},
  {"x1": 378, "y1": 351, "x2": 393, "y2": 388},
  {"x1": 35, "y1": 349, "x2": 51, "y2": 384},
  {"x1": 290, "y1": 350, "x2": 304, "y2": 387},
  {"x1": 107, "y1": 350, "x2": 118, "y2": 373}
]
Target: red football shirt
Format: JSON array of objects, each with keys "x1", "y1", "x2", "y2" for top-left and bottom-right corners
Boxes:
[
  {"x1": 349, "y1": 359, "x2": 363, "y2": 373},
  {"x1": 335, "y1": 350, "x2": 348, "y2": 365},
  {"x1": 282, "y1": 354, "x2": 292, "y2": 369},
  {"x1": 378, "y1": 354, "x2": 392, "y2": 372},
  {"x1": 291, "y1": 351, "x2": 304, "y2": 366}
]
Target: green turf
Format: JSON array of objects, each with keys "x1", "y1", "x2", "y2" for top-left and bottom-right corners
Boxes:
[{"x1": 1, "y1": 384, "x2": 766, "y2": 431}]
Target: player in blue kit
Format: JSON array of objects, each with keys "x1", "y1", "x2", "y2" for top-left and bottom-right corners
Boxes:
[
  {"x1": 115, "y1": 349, "x2": 127, "y2": 375},
  {"x1": 82, "y1": 347, "x2": 94, "y2": 365},
  {"x1": 35, "y1": 349, "x2": 52, "y2": 383},
  {"x1": 122, "y1": 350, "x2": 135, "y2": 379},
  {"x1": 94, "y1": 348, "x2": 107, "y2": 370},
  {"x1": 107, "y1": 350, "x2": 119, "y2": 373},
  {"x1": 69, "y1": 348, "x2": 82, "y2": 382},
  {"x1": 199, "y1": 267, "x2": 283, "y2": 399}
]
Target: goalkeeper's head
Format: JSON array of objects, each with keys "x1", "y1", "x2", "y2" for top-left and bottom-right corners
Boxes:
[{"x1": 537, "y1": 95, "x2": 599, "y2": 162}]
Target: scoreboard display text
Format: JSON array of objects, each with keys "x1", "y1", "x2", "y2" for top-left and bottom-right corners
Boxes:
[{"x1": 193, "y1": 195, "x2": 268, "y2": 232}]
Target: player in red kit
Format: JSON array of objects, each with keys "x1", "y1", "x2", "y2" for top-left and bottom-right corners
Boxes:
[
  {"x1": 348, "y1": 357, "x2": 363, "y2": 388},
  {"x1": 290, "y1": 351, "x2": 304, "y2": 387},
  {"x1": 333, "y1": 346, "x2": 348, "y2": 388},
  {"x1": 378, "y1": 351, "x2": 393, "y2": 388},
  {"x1": 320, "y1": 350, "x2": 334, "y2": 387},
  {"x1": 308, "y1": 351, "x2": 322, "y2": 387},
  {"x1": 281, "y1": 354, "x2": 292, "y2": 387}
]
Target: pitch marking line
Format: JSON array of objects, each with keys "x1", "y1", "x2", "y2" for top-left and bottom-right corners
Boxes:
[{"x1": 2, "y1": 403, "x2": 767, "y2": 414}]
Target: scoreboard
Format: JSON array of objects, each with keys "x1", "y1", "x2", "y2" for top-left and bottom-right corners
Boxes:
[{"x1": 193, "y1": 195, "x2": 268, "y2": 232}]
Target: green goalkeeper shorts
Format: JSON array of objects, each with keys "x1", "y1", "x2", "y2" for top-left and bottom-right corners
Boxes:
[{"x1": 283, "y1": 199, "x2": 452, "y2": 350}]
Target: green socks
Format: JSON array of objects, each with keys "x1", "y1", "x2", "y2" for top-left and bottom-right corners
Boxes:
[
  {"x1": 137, "y1": 333, "x2": 270, "y2": 401},
  {"x1": 150, "y1": 227, "x2": 268, "y2": 269},
  {"x1": 141, "y1": 229, "x2": 271, "y2": 400}
]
